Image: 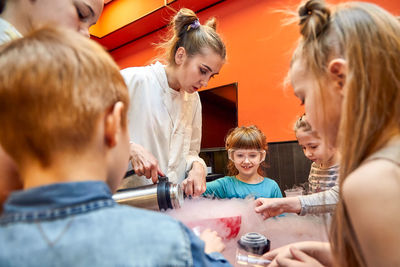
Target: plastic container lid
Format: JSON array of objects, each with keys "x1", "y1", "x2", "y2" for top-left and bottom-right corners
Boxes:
[{"x1": 237, "y1": 232, "x2": 270, "y2": 255}]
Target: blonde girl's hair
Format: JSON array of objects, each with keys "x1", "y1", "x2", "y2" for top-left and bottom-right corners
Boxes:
[
  {"x1": 293, "y1": 114, "x2": 312, "y2": 133},
  {"x1": 158, "y1": 8, "x2": 226, "y2": 65},
  {"x1": 293, "y1": 1, "x2": 400, "y2": 266},
  {"x1": 225, "y1": 126, "x2": 268, "y2": 176}
]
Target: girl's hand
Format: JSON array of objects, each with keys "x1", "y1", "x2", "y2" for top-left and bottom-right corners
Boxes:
[
  {"x1": 254, "y1": 197, "x2": 301, "y2": 219},
  {"x1": 263, "y1": 241, "x2": 332, "y2": 267},
  {"x1": 181, "y1": 161, "x2": 206, "y2": 197},
  {"x1": 274, "y1": 247, "x2": 325, "y2": 267},
  {"x1": 199, "y1": 228, "x2": 225, "y2": 254}
]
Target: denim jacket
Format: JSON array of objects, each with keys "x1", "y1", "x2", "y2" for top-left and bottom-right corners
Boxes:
[{"x1": 0, "y1": 181, "x2": 231, "y2": 267}]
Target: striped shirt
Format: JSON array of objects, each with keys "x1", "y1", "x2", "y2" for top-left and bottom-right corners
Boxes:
[{"x1": 308, "y1": 162, "x2": 339, "y2": 193}]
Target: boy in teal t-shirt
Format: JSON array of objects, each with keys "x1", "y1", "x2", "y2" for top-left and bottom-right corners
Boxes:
[{"x1": 203, "y1": 126, "x2": 283, "y2": 199}]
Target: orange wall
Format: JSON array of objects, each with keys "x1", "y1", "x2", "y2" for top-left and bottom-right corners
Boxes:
[{"x1": 110, "y1": 0, "x2": 400, "y2": 142}]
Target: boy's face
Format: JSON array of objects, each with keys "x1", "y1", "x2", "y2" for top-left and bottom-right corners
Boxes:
[{"x1": 296, "y1": 129, "x2": 334, "y2": 166}]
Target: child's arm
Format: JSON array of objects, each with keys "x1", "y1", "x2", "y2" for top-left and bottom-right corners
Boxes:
[
  {"x1": 181, "y1": 224, "x2": 232, "y2": 266},
  {"x1": 342, "y1": 159, "x2": 400, "y2": 267},
  {"x1": 254, "y1": 197, "x2": 301, "y2": 219},
  {"x1": 203, "y1": 178, "x2": 227, "y2": 199}
]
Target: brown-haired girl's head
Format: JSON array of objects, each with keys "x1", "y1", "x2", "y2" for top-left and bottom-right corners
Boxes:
[
  {"x1": 294, "y1": 114, "x2": 312, "y2": 134},
  {"x1": 225, "y1": 125, "x2": 268, "y2": 176},
  {"x1": 160, "y1": 8, "x2": 226, "y2": 65}
]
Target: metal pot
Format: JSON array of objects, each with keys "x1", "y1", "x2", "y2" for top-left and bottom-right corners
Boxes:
[{"x1": 112, "y1": 176, "x2": 183, "y2": 211}]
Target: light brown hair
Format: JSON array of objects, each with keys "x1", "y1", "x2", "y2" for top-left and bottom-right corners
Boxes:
[
  {"x1": 294, "y1": 114, "x2": 312, "y2": 133},
  {"x1": 0, "y1": 26, "x2": 129, "y2": 167},
  {"x1": 293, "y1": 1, "x2": 400, "y2": 266},
  {"x1": 225, "y1": 125, "x2": 268, "y2": 176},
  {"x1": 159, "y1": 8, "x2": 226, "y2": 65}
]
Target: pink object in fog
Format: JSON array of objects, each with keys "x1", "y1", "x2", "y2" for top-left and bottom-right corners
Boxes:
[{"x1": 185, "y1": 216, "x2": 242, "y2": 240}]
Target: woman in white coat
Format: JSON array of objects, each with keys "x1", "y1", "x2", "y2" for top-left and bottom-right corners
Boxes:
[{"x1": 121, "y1": 8, "x2": 226, "y2": 196}]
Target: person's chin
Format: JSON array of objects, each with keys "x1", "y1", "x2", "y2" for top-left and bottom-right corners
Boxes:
[{"x1": 190, "y1": 86, "x2": 199, "y2": 93}]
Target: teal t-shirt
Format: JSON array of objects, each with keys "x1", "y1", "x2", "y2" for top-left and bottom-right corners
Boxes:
[{"x1": 203, "y1": 176, "x2": 283, "y2": 199}]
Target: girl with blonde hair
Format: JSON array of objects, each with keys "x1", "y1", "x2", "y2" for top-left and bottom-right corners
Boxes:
[{"x1": 264, "y1": 0, "x2": 400, "y2": 266}]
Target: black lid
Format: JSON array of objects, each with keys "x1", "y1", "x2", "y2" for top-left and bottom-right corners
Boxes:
[{"x1": 237, "y1": 232, "x2": 270, "y2": 255}]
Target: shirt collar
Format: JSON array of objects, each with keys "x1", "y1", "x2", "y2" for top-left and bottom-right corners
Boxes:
[{"x1": 3, "y1": 181, "x2": 112, "y2": 214}]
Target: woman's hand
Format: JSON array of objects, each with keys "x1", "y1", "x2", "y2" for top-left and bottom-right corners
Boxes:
[
  {"x1": 263, "y1": 241, "x2": 333, "y2": 267},
  {"x1": 254, "y1": 197, "x2": 302, "y2": 219},
  {"x1": 199, "y1": 228, "x2": 225, "y2": 254},
  {"x1": 181, "y1": 161, "x2": 206, "y2": 197},
  {"x1": 129, "y1": 142, "x2": 164, "y2": 183}
]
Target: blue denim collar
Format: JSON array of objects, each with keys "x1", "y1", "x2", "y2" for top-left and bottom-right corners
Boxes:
[{"x1": 1, "y1": 181, "x2": 115, "y2": 224}]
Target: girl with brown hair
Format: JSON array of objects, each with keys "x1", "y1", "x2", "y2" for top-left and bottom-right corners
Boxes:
[
  {"x1": 264, "y1": 0, "x2": 400, "y2": 266},
  {"x1": 204, "y1": 125, "x2": 282, "y2": 199}
]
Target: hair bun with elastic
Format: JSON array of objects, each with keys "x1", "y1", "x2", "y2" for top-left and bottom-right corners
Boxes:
[{"x1": 298, "y1": 0, "x2": 331, "y2": 41}]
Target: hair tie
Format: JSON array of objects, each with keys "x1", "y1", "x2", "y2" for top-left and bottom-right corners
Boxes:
[{"x1": 187, "y1": 19, "x2": 200, "y2": 31}]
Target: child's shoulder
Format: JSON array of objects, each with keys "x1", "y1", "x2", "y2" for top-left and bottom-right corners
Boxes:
[
  {"x1": 261, "y1": 177, "x2": 279, "y2": 184},
  {"x1": 343, "y1": 159, "x2": 399, "y2": 198}
]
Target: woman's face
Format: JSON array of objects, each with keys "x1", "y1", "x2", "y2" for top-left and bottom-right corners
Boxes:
[
  {"x1": 30, "y1": 0, "x2": 103, "y2": 37},
  {"x1": 290, "y1": 58, "x2": 343, "y2": 147},
  {"x1": 175, "y1": 47, "x2": 224, "y2": 94}
]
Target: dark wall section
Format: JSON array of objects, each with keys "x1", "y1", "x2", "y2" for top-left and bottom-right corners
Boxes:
[{"x1": 199, "y1": 83, "x2": 238, "y2": 149}]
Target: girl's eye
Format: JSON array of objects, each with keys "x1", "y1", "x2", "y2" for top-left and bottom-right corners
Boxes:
[
  {"x1": 310, "y1": 146, "x2": 318, "y2": 149},
  {"x1": 200, "y1": 68, "x2": 207, "y2": 75}
]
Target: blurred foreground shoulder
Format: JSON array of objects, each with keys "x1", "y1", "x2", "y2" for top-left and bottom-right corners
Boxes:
[{"x1": 342, "y1": 159, "x2": 400, "y2": 266}]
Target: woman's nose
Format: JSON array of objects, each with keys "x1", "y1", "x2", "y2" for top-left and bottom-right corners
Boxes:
[{"x1": 200, "y1": 79, "x2": 208, "y2": 87}]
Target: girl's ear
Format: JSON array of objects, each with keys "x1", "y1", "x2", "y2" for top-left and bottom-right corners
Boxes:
[
  {"x1": 104, "y1": 101, "x2": 125, "y2": 148},
  {"x1": 175, "y1": 47, "x2": 186, "y2": 66},
  {"x1": 328, "y1": 58, "x2": 347, "y2": 96},
  {"x1": 261, "y1": 150, "x2": 267, "y2": 162}
]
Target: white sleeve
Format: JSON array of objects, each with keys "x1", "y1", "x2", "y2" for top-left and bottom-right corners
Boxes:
[
  {"x1": 120, "y1": 67, "x2": 139, "y2": 98},
  {"x1": 185, "y1": 99, "x2": 207, "y2": 175},
  {"x1": 298, "y1": 185, "x2": 340, "y2": 216}
]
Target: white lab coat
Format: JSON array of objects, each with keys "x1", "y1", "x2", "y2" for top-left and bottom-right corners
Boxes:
[{"x1": 120, "y1": 62, "x2": 207, "y2": 187}]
